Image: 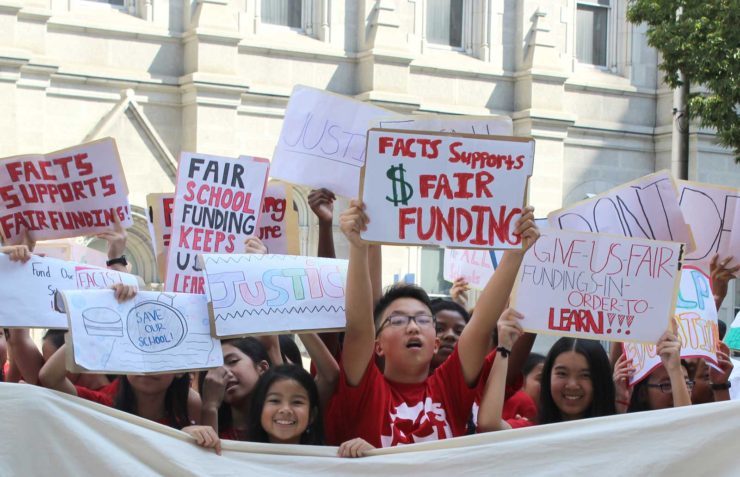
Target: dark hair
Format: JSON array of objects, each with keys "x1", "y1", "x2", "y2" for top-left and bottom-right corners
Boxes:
[
  {"x1": 247, "y1": 364, "x2": 323, "y2": 445},
  {"x1": 208, "y1": 337, "x2": 272, "y2": 434},
  {"x1": 374, "y1": 284, "x2": 432, "y2": 330},
  {"x1": 523, "y1": 352, "x2": 546, "y2": 376},
  {"x1": 279, "y1": 335, "x2": 304, "y2": 370},
  {"x1": 538, "y1": 338, "x2": 615, "y2": 424},
  {"x1": 114, "y1": 374, "x2": 191, "y2": 429},
  {"x1": 430, "y1": 298, "x2": 470, "y2": 323},
  {"x1": 43, "y1": 329, "x2": 66, "y2": 350},
  {"x1": 718, "y1": 320, "x2": 727, "y2": 340},
  {"x1": 628, "y1": 360, "x2": 689, "y2": 412}
]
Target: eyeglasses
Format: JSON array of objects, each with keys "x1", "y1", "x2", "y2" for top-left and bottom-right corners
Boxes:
[
  {"x1": 645, "y1": 380, "x2": 695, "y2": 393},
  {"x1": 376, "y1": 313, "x2": 435, "y2": 335}
]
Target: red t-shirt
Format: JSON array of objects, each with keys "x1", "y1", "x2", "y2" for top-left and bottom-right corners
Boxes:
[
  {"x1": 219, "y1": 427, "x2": 245, "y2": 441},
  {"x1": 325, "y1": 347, "x2": 478, "y2": 448},
  {"x1": 74, "y1": 379, "x2": 119, "y2": 407},
  {"x1": 470, "y1": 351, "x2": 535, "y2": 430}
]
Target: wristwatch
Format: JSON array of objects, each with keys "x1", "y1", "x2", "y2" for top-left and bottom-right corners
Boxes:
[
  {"x1": 711, "y1": 382, "x2": 731, "y2": 391},
  {"x1": 106, "y1": 255, "x2": 128, "y2": 267}
]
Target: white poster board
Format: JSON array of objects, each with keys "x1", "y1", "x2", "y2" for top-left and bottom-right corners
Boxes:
[
  {"x1": 677, "y1": 180, "x2": 739, "y2": 276},
  {"x1": 201, "y1": 254, "x2": 348, "y2": 338},
  {"x1": 375, "y1": 114, "x2": 513, "y2": 136},
  {"x1": 511, "y1": 229, "x2": 683, "y2": 344},
  {"x1": 147, "y1": 193, "x2": 175, "y2": 282},
  {"x1": 165, "y1": 153, "x2": 270, "y2": 294},
  {"x1": 0, "y1": 253, "x2": 139, "y2": 328},
  {"x1": 0, "y1": 138, "x2": 132, "y2": 242},
  {"x1": 548, "y1": 170, "x2": 695, "y2": 253},
  {"x1": 360, "y1": 129, "x2": 534, "y2": 248},
  {"x1": 624, "y1": 266, "x2": 720, "y2": 384},
  {"x1": 256, "y1": 181, "x2": 300, "y2": 255},
  {"x1": 443, "y1": 249, "x2": 504, "y2": 290},
  {"x1": 63, "y1": 290, "x2": 222, "y2": 374},
  {"x1": 270, "y1": 85, "x2": 395, "y2": 198}
]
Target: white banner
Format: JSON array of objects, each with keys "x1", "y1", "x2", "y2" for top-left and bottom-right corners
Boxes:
[
  {"x1": 0, "y1": 253, "x2": 138, "y2": 328},
  {"x1": 1, "y1": 383, "x2": 738, "y2": 476},
  {"x1": 63, "y1": 290, "x2": 222, "y2": 374},
  {"x1": 201, "y1": 254, "x2": 348, "y2": 338},
  {"x1": 443, "y1": 249, "x2": 503, "y2": 290}
]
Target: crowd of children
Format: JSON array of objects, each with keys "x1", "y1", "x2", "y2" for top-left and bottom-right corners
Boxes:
[{"x1": 0, "y1": 187, "x2": 737, "y2": 460}]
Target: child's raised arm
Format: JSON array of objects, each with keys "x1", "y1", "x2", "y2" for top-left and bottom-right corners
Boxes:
[
  {"x1": 308, "y1": 188, "x2": 336, "y2": 259},
  {"x1": 458, "y1": 207, "x2": 538, "y2": 386},
  {"x1": 96, "y1": 213, "x2": 128, "y2": 273},
  {"x1": 38, "y1": 343, "x2": 77, "y2": 395},
  {"x1": 656, "y1": 323, "x2": 691, "y2": 407},
  {"x1": 477, "y1": 309, "x2": 523, "y2": 432},
  {"x1": 6, "y1": 329, "x2": 44, "y2": 385},
  {"x1": 338, "y1": 200, "x2": 374, "y2": 386},
  {"x1": 299, "y1": 333, "x2": 339, "y2": 408}
]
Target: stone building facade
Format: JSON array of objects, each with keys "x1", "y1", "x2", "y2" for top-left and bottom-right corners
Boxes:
[{"x1": 1, "y1": 0, "x2": 737, "y2": 321}]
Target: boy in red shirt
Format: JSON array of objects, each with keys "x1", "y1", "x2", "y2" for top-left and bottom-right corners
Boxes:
[{"x1": 325, "y1": 200, "x2": 538, "y2": 447}]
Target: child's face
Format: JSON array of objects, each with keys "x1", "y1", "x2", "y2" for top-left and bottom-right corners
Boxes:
[
  {"x1": 432, "y1": 309, "x2": 467, "y2": 366},
  {"x1": 523, "y1": 362, "x2": 544, "y2": 404},
  {"x1": 689, "y1": 359, "x2": 712, "y2": 405},
  {"x1": 645, "y1": 365, "x2": 689, "y2": 410},
  {"x1": 222, "y1": 344, "x2": 265, "y2": 405},
  {"x1": 550, "y1": 351, "x2": 593, "y2": 420},
  {"x1": 260, "y1": 378, "x2": 312, "y2": 444},
  {"x1": 376, "y1": 298, "x2": 438, "y2": 368},
  {"x1": 128, "y1": 374, "x2": 175, "y2": 395}
]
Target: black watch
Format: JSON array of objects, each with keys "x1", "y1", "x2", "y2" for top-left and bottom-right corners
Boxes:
[
  {"x1": 711, "y1": 382, "x2": 731, "y2": 391},
  {"x1": 106, "y1": 255, "x2": 128, "y2": 267}
]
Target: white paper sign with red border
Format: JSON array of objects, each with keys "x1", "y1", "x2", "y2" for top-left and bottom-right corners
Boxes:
[
  {"x1": 0, "y1": 138, "x2": 132, "y2": 242},
  {"x1": 511, "y1": 229, "x2": 683, "y2": 344},
  {"x1": 165, "y1": 153, "x2": 269, "y2": 294},
  {"x1": 548, "y1": 170, "x2": 695, "y2": 254},
  {"x1": 360, "y1": 129, "x2": 534, "y2": 249},
  {"x1": 257, "y1": 181, "x2": 300, "y2": 255},
  {"x1": 0, "y1": 253, "x2": 139, "y2": 329},
  {"x1": 623, "y1": 266, "x2": 720, "y2": 385},
  {"x1": 677, "y1": 180, "x2": 739, "y2": 276}
]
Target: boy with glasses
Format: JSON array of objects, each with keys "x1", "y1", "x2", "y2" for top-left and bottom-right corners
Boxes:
[{"x1": 325, "y1": 200, "x2": 538, "y2": 447}]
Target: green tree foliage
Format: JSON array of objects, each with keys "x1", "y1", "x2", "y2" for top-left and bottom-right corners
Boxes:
[{"x1": 627, "y1": 0, "x2": 739, "y2": 161}]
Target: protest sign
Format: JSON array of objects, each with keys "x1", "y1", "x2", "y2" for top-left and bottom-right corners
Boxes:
[
  {"x1": 200, "y1": 254, "x2": 348, "y2": 338},
  {"x1": 511, "y1": 229, "x2": 683, "y2": 344},
  {"x1": 34, "y1": 240, "x2": 108, "y2": 268},
  {"x1": 270, "y1": 85, "x2": 396, "y2": 198},
  {"x1": 257, "y1": 181, "x2": 300, "y2": 255},
  {"x1": 548, "y1": 170, "x2": 695, "y2": 253},
  {"x1": 164, "y1": 153, "x2": 270, "y2": 294},
  {"x1": 0, "y1": 138, "x2": 132, "y2": 242},
  {"x1": 624, "y1": 266, "x2": 720, "y2": 385},
  {"x1": 376, "y1": 114, "x2": 512, "y2": 136},
  {"x1": 443, "y1": 249, "x2": 504, "y2": 290},
  {"x1": 360, "y1": 129, "x2": 534, "y2": 249},
  {"x1": 677, "y1": 180, "x2": 739, "y2": 276},
  {"x1": 63, "y1": 290, "x2": 222, "y2": 374},
  {"x1": 0, "y1": 253, "x2": 138, "y2": 328},
  {"x1": 147, "y1": 193, "x2": 175, "y2": 282},
  {"x1": 725, "y1": 312, "x2": 740, "y2": 351}
]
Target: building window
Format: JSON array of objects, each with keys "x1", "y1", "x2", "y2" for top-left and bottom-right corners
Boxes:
[
  {"x1": 426, "y1": 0, "x2": 464, "y2": 48},
  {"x1": 420, "y1": 247, "x2": 449, "y2": 296},
  {"x1": 576, "y1": 1, "x2": 609, "y2": 67},
  {"x1": 261, "y1": 0, "x2": 302, "y2": 29}
]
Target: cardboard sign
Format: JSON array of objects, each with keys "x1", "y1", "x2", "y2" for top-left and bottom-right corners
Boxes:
[
  {"x1": 164, "y1": 153, "x2": 270, "y2": 294},
  {"x1": 200, "y1": 254, "x2": 348, "y2": 338},
  {"x1": 443, "y1": 249, "x2": 504, "y2": 290},
  {"x1": 511, "y1": 229, "x2": 683, "y2": 344},
  {"x1": 725, "y1": 312, "x2": 740, "y2": 351},
  {"x1": 375, "y1": 114, "x2": 513, "y2": 136},
  {"x1": 147, "y1": 193, "x2": 175, "y2": 282},
  {"x1": 0, "y1": 253, "x2": 139, "y2": 328},
  {"x1": 677, "y1": 180, "x2": 739, "y2": 276},
  {"x1": 63, "y1": 290, "x2": 222, "y2": 374},
  {"x1": 270, "y1": 85, "x2": 396, "y2": 198},
  {"x1": 0, "y1": 138, "x2": 132, "y2": 242},
  {"x1": 624, "y1": 266, "x2": 720, "y2": 385},
  {"x1": 548, "y1": 171, "x2": 695, "y2": 254},
  {"x1": 360, "y1": 129, "x2": 534, "y2": 248},
  {"x1": 257, "y1": 181, "x2": 300, "y2": 255}
]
